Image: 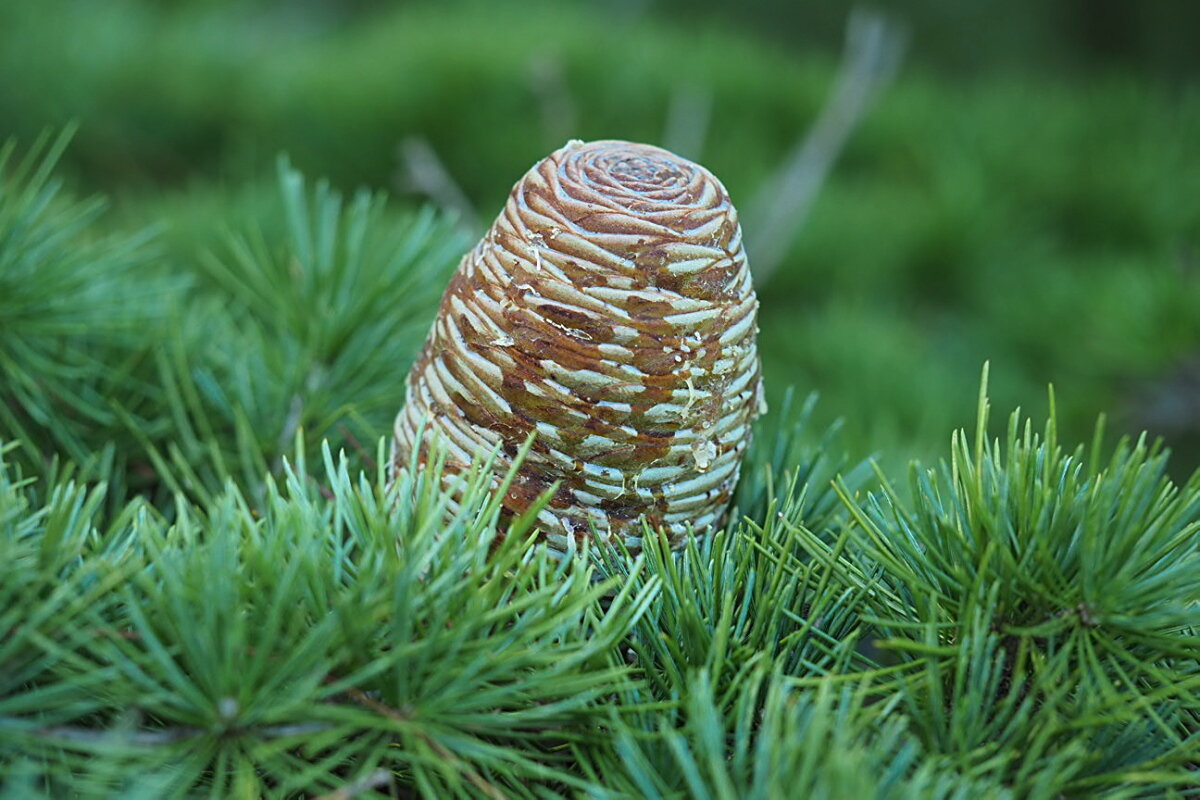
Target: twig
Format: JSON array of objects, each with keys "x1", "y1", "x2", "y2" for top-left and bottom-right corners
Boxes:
[
  {"x1": 341, "y1": 688, "x2": 507, "y2": 799},
  {"x1": 276, "y1": 391, "x2": 305, "y2": 473},
  {"x1": 747, "y1": 8, "x2": 907, "y2": 284},
  {"x1": 528, "y1": 55, "x2": 578, "y2": 146},
  {"x1": 1126, "y1": 356, "x2": 1200, "y2": 434},
  {"x1": 28, "y1": 720, "x2": 331, "y2": 746},
  {"x1": 338, "y1": 423, "x2": 378, "y2": 472},
  {"x1": 395, "y1": 136, "x2": 481, "y2": 236},
  {"x1": 5, "y1": 625, "x2": 140, "y2": 641},
  {"x1": 313, "y1": 769, "x2": 393, "y2": 800},
  {"x1": 662, "y1": 85, "x2": 712, "y2": 161},
  {"x1": 274, "y1": 363, "x2": 323, "y2": 475},
  {"x1": 344, "y1": 686, "x2": 409, "y2": 722},
  {"x1": 424, "y1": 736, "x2": 509, "y2": 800}
]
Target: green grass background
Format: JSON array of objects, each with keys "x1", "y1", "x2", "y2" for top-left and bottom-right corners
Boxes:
[{"x1": 2, "y1": 0, "x2": 1198, "y2": 475}]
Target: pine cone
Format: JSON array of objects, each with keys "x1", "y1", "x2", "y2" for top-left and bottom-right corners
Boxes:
[{"x1": 392, "y1": 139, "x2": 763, "y2": 552}]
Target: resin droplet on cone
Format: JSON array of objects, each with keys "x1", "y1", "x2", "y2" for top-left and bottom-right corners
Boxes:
[{"x1": 392, "y1": 139, "x2": 763, "y2": 552}]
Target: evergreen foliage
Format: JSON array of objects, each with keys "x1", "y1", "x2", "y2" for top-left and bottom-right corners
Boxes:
[
  {"x1": 0, "y1": 128, "x2": 170, "y2": 477},
  {"x1": 1, "y1": 135, "x2": 463, "y2": 509},
  {"x1": 812, "y1": 374, "x2": 1200, "y2": 794},
  {"x1": 135, "y1": 156, "x2": 462, "y2": 508},
  {"x1": 0, "y1": 439, "x2": 656, "y2": 797},
  {"x1": 2, "y1": 138, "x2": 1199, "y2": 795}
]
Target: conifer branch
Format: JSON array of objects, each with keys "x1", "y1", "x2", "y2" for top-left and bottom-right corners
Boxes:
[{"x1": 3, "y1": 139, "x2": 1199, "y2": 798}]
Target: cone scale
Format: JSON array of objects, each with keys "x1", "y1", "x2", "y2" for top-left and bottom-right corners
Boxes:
[{"x1": 393, "y1": 139, "x2": 763, "y2": 552}]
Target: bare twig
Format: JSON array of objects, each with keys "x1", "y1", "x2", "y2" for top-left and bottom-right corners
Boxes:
[
  {"x1": 313, "y1": 769, "x2": 394, "y2": 800},
  {"x1": 274, "y1": 362, "x2": 325, "y2": 475},
  {"x1": 338, "y1": 423, "x2": 378, "y2": 472},
  {"x1": 395, "y1": 136, "x2": 481, "y2": 236},
  {"x1": 344, "y1": 686, "x2": 409, "y2": 722},
  {"x1": 662, "y1": 85, "x2": 713, "y2": 161},
  {"x1": 341, "y1": 688, "x2": 507, "y2": 799},
  {"x1": 424, "y1": 736, "x2": 509, "y2": 800},
  {"x1": 1127, "y1": 356, "x2": 1200, "y2": 434},
  {"x1": 747, "y1": 8, "x2": 908, "y2": 284},
  {"x1": 28, "y1": 720, "x2": 331, "y2": 746},
  {"x1": 528, "y1": 55, "x2": 578, "y2": 145}
]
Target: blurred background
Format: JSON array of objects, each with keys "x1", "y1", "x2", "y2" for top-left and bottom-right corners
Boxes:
[{"x1": 2, "y1": 0, "x2": 1198, "y2": 475}]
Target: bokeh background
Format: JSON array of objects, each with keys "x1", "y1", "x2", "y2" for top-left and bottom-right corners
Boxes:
[{"x1": 3, "y1": 0, "x2": 1198, "y2": 475}]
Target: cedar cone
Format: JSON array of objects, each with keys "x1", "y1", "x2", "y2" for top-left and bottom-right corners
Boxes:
[{"x1": 392, "y1": 139, "x2": 763, "y2": 552}]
